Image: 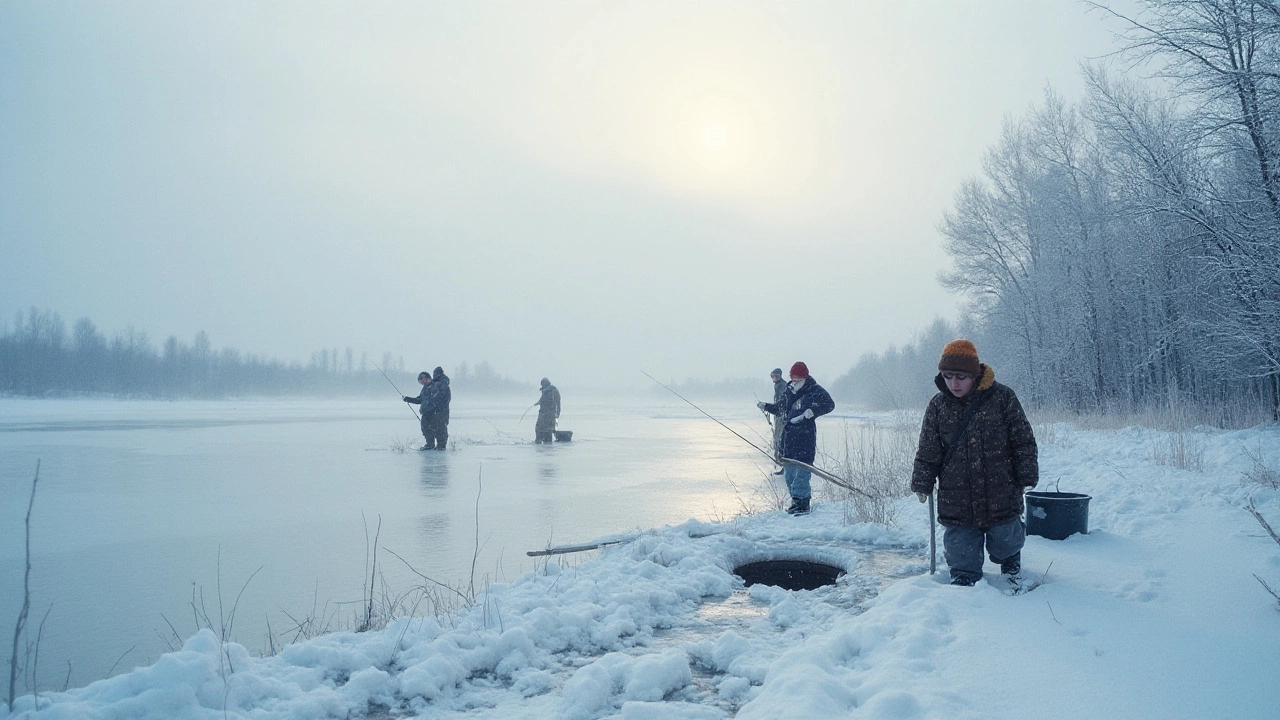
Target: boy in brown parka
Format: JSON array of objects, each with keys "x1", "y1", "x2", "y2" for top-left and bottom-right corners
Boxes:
[{"x1": 911, "y1": 339, "x2": 1039, "y2": 586}]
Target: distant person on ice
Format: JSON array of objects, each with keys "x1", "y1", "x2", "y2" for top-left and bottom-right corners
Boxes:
[
  {"x1": 424, "y1": 366, "x2": 451, "y2": 450},
  {"x1": 403, "y1": 371, "x2": 435, "y2": 450},
  {"x1": 768, "y1": 367, "x2": 786, "y2": 475},
  {"x1": 534, "y1": 377, "x2": 561, "y2": 444},
  {"x1": 911, "y1": 339, "x2": 1038, "y2": 587},
  {"x1": 757, "y1": 362, "x2": 835, "y2": 516}
]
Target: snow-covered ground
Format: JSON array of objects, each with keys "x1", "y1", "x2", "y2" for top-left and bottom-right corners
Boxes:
[{"x1": 5, "y1": 419, "x2": 1280, "y2": 719}]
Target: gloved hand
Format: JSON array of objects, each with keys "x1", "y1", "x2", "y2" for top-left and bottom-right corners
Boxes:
[
  {"x1": 916, "y1": 492, "x2": 929, "y2": 503},
  {"x1": 756, "y1": 402, "x2": 767, "y2": 411},
  {"x1": 789, "y1": 408, "x2": 815, "y2": 424},
  {"x1": 403, "y1": 396, "x2": 412, "y2": 402}
]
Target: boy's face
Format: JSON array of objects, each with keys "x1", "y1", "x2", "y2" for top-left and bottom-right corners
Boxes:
[{"x1": 942, "y1": 371, "x2": 974, "y2": 398}]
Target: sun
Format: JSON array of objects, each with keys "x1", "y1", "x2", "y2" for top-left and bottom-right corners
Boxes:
[{"x1": 702, "y1": 123, "x2": 729, "y2": 152}]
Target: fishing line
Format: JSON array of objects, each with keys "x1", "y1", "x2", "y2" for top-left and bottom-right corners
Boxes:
[{"x1": 375, "y1": 362, "x2": 421, "y2": 422}]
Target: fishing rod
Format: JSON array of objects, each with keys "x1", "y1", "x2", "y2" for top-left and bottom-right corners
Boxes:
[
  {"x1": 753, "y1": 391, "x2": 774, "y2": 430},
  {"x1": 518, "y1": 400, "x2": 539, "y2": 423},
  {"x1": 374, "y1": 362, "x2": 420, "y2": 422},
  {"x1": 642, "y1": 370, "x2": 874, "y2": 499}
]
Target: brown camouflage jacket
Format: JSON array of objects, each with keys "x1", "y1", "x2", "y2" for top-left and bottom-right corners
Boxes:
[{"x1": 911, "y1": 365, "x2": 1039, "y2": 528}]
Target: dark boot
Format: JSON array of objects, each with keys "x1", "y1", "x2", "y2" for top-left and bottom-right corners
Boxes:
[
  {"x1": 785, "y1": 497, "x2": 800, "y2": 514},
  {"x1": 1000, "y1": 553, "x2": 1021, "y2": 578},
  {"x1": 791, "y1": 497, "x2": 811, "y2": 516}
]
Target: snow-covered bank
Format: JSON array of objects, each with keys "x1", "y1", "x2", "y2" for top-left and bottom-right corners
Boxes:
[{"x1": 5, "y1": 421, "x2": 1280, "y2": 719}]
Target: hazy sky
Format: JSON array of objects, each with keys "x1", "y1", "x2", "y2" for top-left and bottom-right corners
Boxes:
[{"x1": 0, "y1": 1, "x2": 1129, "y2": 387}]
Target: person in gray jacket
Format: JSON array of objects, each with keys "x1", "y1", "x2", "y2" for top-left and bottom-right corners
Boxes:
[
  {"x1": 534, "y1": 378, "x2": 561, "y2": 444},
  {"x1": 768, "y1": 367, "x2": 786, "y2": 474}
]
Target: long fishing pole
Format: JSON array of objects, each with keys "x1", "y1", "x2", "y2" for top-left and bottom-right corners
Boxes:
[
  {"x1": 518, "y1": 400, "x2": 539, "y2": 423},
  {"x1": 374, "y1": 362, "x2": 420, "y2": 422},
  {"x1": 642, "y1": 370, "x2": 874, "y2": 499},
  {"x1": 753, "y1": 391, "x2": 774, "y2": 431}
]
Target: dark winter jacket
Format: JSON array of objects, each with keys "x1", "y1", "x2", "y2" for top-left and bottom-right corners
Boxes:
[
  {"x1": 405, "y1": 380, "x2": 431, "y2": 408},
  {"x1": 762, "y1": 377, "x2": 835, "y2": 464},
  {"x1": 424, "y1": 372, "x2": 451, "y2": 424},
  {"x1": 535, "y1": 384, "x2": 561, "y2": 433},
  {"x1": 911, "y1": 365, "x2": 1038, "y2": 529}
]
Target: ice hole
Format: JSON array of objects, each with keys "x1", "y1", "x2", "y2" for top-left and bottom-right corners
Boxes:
[{"x1": 733, "y1": 560, "x2": 844, "y2": 591}]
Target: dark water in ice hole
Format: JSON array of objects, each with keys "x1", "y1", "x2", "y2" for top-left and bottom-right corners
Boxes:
[{"x1": 639, "y1": 544, "x2": 921, "y2": 714}]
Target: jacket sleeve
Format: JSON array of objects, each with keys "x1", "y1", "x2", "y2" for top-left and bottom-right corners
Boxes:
[
  {"x1": 911, "y1": 396, "x2": 944, "y2": 494},
  {"x1": 761, "y1": 402, "x2": 780, "y2": 416},
  {"x1": 1004, "y1": 390, "x2": 1039, "y2": 488},
  {"x1": 809, "y1": 386, "x2": 835, "y2": 418}
]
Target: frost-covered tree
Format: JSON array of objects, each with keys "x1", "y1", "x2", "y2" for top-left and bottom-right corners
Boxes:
[{"x1": 936, "y1": 1, "x2": 1280, "y2": 421}]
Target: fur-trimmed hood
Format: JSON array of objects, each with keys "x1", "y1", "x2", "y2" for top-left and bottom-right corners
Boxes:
[{"x1": 933, "y1": 363, "x2": 996, "y2": 398}]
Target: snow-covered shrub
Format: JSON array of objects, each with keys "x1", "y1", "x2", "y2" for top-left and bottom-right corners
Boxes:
[
  {"x1": 828, "y1": 420, "x2": 914, "y2": 527},
  {"x1": 1151, "y1": 429, "x2": 1205, "y2": 472},
  {"x1": 1241, "y1": 444, "x2": 1279, "y2": 491}
]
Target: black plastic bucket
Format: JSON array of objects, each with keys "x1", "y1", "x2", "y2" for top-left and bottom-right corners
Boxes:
[
  {"x1": 1025, "y1": 491, "x2": 1090, "y2": 540},
  {"x1": 553, "y1": 430, "x2": 573, "y2": 442}
]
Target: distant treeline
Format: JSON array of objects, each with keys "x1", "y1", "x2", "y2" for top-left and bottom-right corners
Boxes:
[{"x1": 0, "y1": 308, "x2": 527, "y2": 398}]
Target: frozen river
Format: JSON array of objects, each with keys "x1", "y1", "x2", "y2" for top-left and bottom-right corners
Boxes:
[{"x1": 0, "y1": 394, "x2": 865, "y2": 691}]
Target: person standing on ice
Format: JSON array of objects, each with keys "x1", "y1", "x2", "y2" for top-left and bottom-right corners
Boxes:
[
  {"x1": 423, "y1": 366, "x2": 451, "y2": 450},
  {"x1": 534, "y1": 377, "x2": 561, "y2": 444},
  {"x1": 758, "y1": 361, "x2": 835, "y2": 516},
  {"x1": 911, "y1": 339, "x2": 1038, "y2": 587},
  {"x1": 403, "y1": 371, "x2": 435, "y2": 450},
  {"x1": 767, "y1": 367, "x2": 787, "y2": 474}
]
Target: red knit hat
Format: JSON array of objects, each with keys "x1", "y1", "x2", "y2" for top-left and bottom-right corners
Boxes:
[
  {"x1": 789, "y1": 361, "x2": 810, "y2": 379},
  {"x1": 938, "y1": 339, "x2": 980, "y2": 376}
]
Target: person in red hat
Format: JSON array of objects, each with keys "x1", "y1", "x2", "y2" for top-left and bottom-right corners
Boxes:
[
  {"x1": 758, "y1": 361, "x2": 835, "y2": 515},
  {"x1": 911, "y1": 339, "x2": 1038, "y2": 586}
]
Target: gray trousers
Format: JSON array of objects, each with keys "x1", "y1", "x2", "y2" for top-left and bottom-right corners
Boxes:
[{"x1": 943, "y1": 516, "x2": 1025, "y2": 583}]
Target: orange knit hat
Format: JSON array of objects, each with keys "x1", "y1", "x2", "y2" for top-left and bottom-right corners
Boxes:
[{"x1": 938, "y1": 339, "x2": 981, "y2": 376}]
